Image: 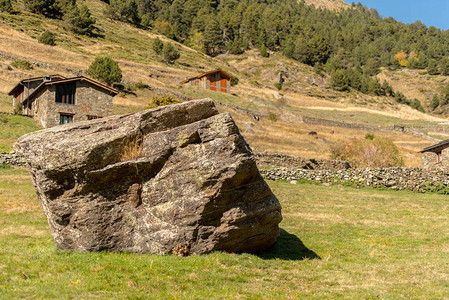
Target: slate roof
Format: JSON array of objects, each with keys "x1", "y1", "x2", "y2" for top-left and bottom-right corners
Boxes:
[
  {"x1": 419, "y1": 139, "x2": 449, "y2": 153},
  {"x1": 179, "y1": 69, "x2": 232, "y2": 85},
  {"x1": 14, "y1": 76, "x2": 118, "y2": 104},
  {"x1": 8, "y1": 75, "x2": 66, "y2": 96}
]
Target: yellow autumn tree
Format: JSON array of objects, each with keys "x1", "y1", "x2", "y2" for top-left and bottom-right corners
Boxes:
[
  {"x1": 394, "y1": 50, "x2": 408, "y2": 67},
  {"x1": 188, "y1": 30, "x2": 205, "y2": 53}
]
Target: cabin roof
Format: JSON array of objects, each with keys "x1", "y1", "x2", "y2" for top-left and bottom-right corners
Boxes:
[
  {"x1": 419, "y1": 139, "x2": 449, "y2": 154},
  {"x1": 179, "y1": 69, "x2": 233, "y2": 85},
  {"x1": 8, "y1": 74, "x2": 66, "y2": 96},
  {"x1": 20, "y1": 76, "x2": 118, "y2": 104}
]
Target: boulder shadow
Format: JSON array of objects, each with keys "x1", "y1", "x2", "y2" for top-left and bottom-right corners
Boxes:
[{"x1": 255, "y1": 228, "x2": 320, "y2": 261}]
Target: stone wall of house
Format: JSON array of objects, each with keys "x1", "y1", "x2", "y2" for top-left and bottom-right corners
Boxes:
[
  {"x1": 0, "y1": 152, "x2": 26, "y2": 166},
  {"x1": 36, "y1": 81, "x2": 113, "y2": 128},
  {"x1": 421, "y1": 148, "x2": 449, "y2": 170}
]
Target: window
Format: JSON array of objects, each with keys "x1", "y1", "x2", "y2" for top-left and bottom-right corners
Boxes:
[
  {"x1": 60, "y1": 113, "x2": 73, "y2": 125},
  {"x1": 55, "y1": 83, "x2": 76, "y2": 104},
  {"x1": 87, "y1": 115, "x2": 102, "y2": 120}
]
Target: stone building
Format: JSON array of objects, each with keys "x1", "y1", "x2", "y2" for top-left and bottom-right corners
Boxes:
[
  {"x1": 8, "y1": 75, "x2": 118, "y2": 128},
  {"x1": 419, "y1": 140, "x2": 449, "y2": 169},
  {"x1": 180, "y1": 69, "x2": 232, "y2": 93}
]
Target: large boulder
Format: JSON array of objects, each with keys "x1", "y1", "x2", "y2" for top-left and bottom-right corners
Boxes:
[{"x1": 14, "y1": 99, "x2": 282, "y2": 255}]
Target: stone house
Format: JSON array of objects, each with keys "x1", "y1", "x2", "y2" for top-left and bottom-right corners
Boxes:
[
  {"x1": 180, "y1": 69, "x2": 232, "y2": 93},
  {"x1": 419, "y1": 140, "x2": 449, "y2": 169},
  {"x1": 8, "y1": 75, "x2": 118, "y2": 128}
]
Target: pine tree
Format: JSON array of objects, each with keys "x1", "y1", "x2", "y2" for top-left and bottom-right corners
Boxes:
[
  {"x1": 381, "y1": 80, "x2": 394, "y2": 97},
  {"x1": 0, "y1": 0, "x2": 13, "y2": 12},
  {"x1": 152, "y1": 37, "x2": 164, "y2": 54},
  {"x1": 64, "y1": 4, "x2": 96, "y2": 35},
  {"x1": 105, "y1": 0, "x2": 139, "y2": 24},
  {"x1": 86, "y1": 57, "x2": 122, "y2": 85},
  {"x1": 161, "y1": 42, "x2": 180, "y2": 64},
  {"x1": 427, "y1": 60, "x2": 439, "y2": 75},
  {"x1": 38, "y1": 30, "x2": 56, "y2": 45},
  {"x1": 440, "y1": 58, "x2": 449, "y2": 76},
  {"x1": 24, "y1": 0, "x2": 62, "y2": 18},
  {"x1": 430, "y1": 95, "x2": 440, "y2": 110},
  {"x1": 203, "y1": 17, "x2": 223, "y2": 56},
  {"x1": 260, "y1": 44, "x2": 269, "y2": 58},
  {"x1": 331, "y1": 69, "x2": 350, "y2": 92}
]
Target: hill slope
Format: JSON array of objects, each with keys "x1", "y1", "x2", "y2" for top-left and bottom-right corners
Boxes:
[{"x1": 0, "y1": 0, "x2": 447, "y2": 166}]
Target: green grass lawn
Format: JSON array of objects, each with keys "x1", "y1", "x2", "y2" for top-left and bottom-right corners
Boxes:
[
  {"x1": 0, "y1": 115, "x2": 41, "y2": 152},
  {"x1": 1, "y1": 169, "x2": 449, "y2": 298}
]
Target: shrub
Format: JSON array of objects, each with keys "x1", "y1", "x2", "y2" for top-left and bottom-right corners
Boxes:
[
  {"x1": 152, "y1": 37, "x2": 163, "y2": 54},
  {"x1": 161, "y1": 43, "x2": 180, "y2": 64},
  {"x1": 154, "y1": 21, "x2": 174, "y2": 39},
  {"x1": 13, "y1": 103, "x2": 23, "y2": 115},
  {"x1": 260, "y1": 45, "x2": 269, "y2": 58},
  {"x1": 430, "y1": 95, "x2": 440, "y2": 110},
  {"x1": 365, "y1": 133, "x2": 375, "y2": 140},
  {"x1": 11, "y1": 60, "x2": 33, "y2": 70},
  {"x1": 134, "y1": 82, "x2": 149, "y2": 89},
  {"x1": 274, "y1": 81, "x2": 283, "y2": 91},
  {"x1": 230, "y1": 76, "x2": 239, "y2": 87},
  {"x1": 86, "y1": 56, "x2": 122, "y2": 85},
  {"x1": 151, "y1": 94, "x2": 180, "y2": 107},
  {"x1": 0, "y1": 0, "x2": 13, "y2": 12},
  {"x1": 38, "y1": 30, "x2": 56, "y2": 45},
  {"x1": 268, "y1": 112, "x2": 277, "y2": 121},
  {"x1": 0, "y1": 114, "x2": 8, "y2": 123},
  {"x1": 330, "y1": 137, "x2": 404, "y2": 168}
]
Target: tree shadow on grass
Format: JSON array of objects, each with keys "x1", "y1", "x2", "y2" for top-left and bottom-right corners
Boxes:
[{"x1": 255, "y1": 228, "x2": 320, "y2": 261}]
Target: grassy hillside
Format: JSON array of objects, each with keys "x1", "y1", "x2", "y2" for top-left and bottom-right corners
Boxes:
[
  {"x1": 0, "y1": 0, "x2": 446, "y2": 164},
  {"x1": 2, "y1": 168, "x2": 449, "y2": 298}
]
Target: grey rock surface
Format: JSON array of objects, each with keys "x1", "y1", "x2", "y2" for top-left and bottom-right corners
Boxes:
[{"x1": 14, "y1": 99, "x2": 282, "y2": 255}]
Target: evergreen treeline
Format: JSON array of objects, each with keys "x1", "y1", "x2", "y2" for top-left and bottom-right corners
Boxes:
[
  {"x1": 101, "y1": 0, "x2": 449, "y2": 72},
  {"x1": 100, "y1": 0, "x2": 449, "y2": 110}
]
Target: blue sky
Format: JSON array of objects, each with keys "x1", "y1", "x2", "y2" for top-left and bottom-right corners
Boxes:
[{"x1": 342, "y1": 0, "x2": 449, "y2": 30}]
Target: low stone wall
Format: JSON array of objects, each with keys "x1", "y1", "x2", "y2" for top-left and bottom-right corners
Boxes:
[
  {"x1": 0, "y1": 152, "x2": 27, "y2": 167},
  {"x1": 261, "y1": 167, "x2": 449, "y2": 193},
  {"x1": 302, "y1": 115, "x2": 387, "y2": 132},
  {"x1": 255, "y1": 151, "x2": 350, "y2": 170}
]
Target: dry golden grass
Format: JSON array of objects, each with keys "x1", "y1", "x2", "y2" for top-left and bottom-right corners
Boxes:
[
  {"x1": 0, "y1": 225, "x2": 49, "y2": 237},
  {"x1": 377, "y1": 69, "x2": 449, "y2": 110},
  {"x1": 120, "y1": 137, "x2": 143, "y2": 161},
  {"x1": 224, "y1": 107, "x2": 431, "y2": 166},
  {"x1": 302, "y1": 0, "x2": 350, "y2": 10}
]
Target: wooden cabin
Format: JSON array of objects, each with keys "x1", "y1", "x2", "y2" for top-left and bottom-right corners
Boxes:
[{"x1": 180, "y1": 69, "x2": 232, "y2": 93}]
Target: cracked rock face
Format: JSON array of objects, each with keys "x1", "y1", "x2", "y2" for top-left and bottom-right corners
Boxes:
[{"x1": 14, "y1": 99, "x2": 282, "y2": 255}]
